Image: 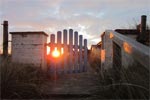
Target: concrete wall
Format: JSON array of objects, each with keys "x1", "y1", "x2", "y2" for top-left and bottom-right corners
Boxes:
[
  {"x1": 101, "y1": 30, "x2": 150, "y2": 71},
  {"x1": 11, "y1": 33, "x2": 47, "y2": 70}
]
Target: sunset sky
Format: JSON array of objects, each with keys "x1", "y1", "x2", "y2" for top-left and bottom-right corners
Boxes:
[{"x1": 0, "y1": 0, "x2": 149, "y2": 52}]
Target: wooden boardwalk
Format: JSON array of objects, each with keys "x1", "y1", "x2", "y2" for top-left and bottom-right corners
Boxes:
[{"x1": 41, "y1": 64, "x2": 101, "y2": 100}]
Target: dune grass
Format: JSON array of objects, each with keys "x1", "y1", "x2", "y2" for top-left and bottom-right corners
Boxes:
[
  {"x1": 0, "y1": 57, "x2": 47, "y2": 99},
  {"x1": 94, "y1": 65, "x2": 149, "y2": 99},
  {"x1": 89, "y1": 53, "x2": 149, "y2": 99},
  {"x1": 1, "y1": 54, "x2": 149, "y2": 99}
]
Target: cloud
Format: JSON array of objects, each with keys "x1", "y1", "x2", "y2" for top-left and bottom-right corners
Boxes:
[
  {"x1": 91, "y1": 38, "x2": 101, "y2": 44},
  {"x1": 0, "y1": 0, "x2": 149, "y2": 50}
]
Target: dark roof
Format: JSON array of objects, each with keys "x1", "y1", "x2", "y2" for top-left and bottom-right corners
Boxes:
[
  {"x1": 91, "y1": 45, "x2": 97, "y2": 48},
  {"x1": 115, "y1": 29, "x2": 150, "y2": 46},
  {"x1": 115, "y1": 29, "x2": 140, "y2": 35},
  {"x1": 91, "y1": 44, "x2": 101, "y2": 49},
  {"x1": 10, "y1": 31, "x2": 48, "y2": 36}
]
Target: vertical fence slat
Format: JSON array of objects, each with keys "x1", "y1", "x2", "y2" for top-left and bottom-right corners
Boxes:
[
  {"x1": 79, "y1": 35, "x2": 83, "y2": 72},
  {"x1": 69, "y1": 29, "x2": 73, "y2": 73},
  {"x1": 63, "y1": 29, "x2": 67, "y2": 73},
  {"x1": 57, "y1": 31, "x2": 62, "y2": 73},
  {"x1": 50, "y1": 34, "x2": 55, "y2": 73},
  {"x1": 84, "y1": 39, "x2": 87, "y2": 72},
  {"x1": 74, "y1": 31, "x2": 78, "y2": 73}
]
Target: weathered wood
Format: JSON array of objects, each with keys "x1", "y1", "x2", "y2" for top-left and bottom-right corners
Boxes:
[
  {"x1": 69, "y1": 29, "x2": 73, "y2": 73},
  {"x1": 57, "y1": 31, "x2": 62, "y2": 73},
  {"x1": 140, "y1": 15, "x2": 146, "y2": 34},
  {"x1": 84, "y1": 39, "x2": 87, "y2": 72},
  {"x1": 47, "y1": 43, "x2": 85, "y2": 49},
  {"x1": 3, "y1": 21, "x2": 8, "y2": 57},
  {"x1": 74, "y1": 31, "x2": 78, "y2": 73},
  {"x1": 50, "y1": 34, "x2": 55, "y2": 54},
  {"x1": 48, "y1": 29, "x2": 88, "y2": 74},
  {"x1": 57, "y1": 31, "x2": 62, "y2": 52},
  {"x1": 102, "y1": 30, "x2": 150, "y2": 70},
  {"x1": 79, "y1": 35, "x2": 83, "y2": 72},
  {"x1": 50, "y1": 34, "x2": 55, "y2": 73},
  {"x1": 63, "y1": 29, "x2": 68, "y2": 73}
]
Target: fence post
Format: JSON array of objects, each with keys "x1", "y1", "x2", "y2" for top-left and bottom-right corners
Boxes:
[
  {"x1": 84, "y1": 39, "x2": 87, "y2": 72},
  {"x1": 74, "y1": 31, "x2": 78, "y2": 73},
  {"x1": 57, "y1": 31, "x2": 62, "y2": 73},
  {"x1": 69, "y1": 29, "x2": 73, "y2": 73},
  {"x1": 50, "y1": 34, "x2": 55, "y2": 73},
  {"x1": 79, "y1": 35, "x2": 83, "y2": 72},
  {"x1": 3, "y1": 21, "x2": 8, "y2": 57},
  {"x1": 63, "y1": 29, "x2": 68, "y2": 73}
]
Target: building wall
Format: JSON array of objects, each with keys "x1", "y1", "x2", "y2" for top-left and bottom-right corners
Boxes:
[
  {"x1": 11, "y1": 33, "x2": 47, "y2": 69},
  {"x1": 91, "y1": 46, "x2": 101, "y2": 59}
]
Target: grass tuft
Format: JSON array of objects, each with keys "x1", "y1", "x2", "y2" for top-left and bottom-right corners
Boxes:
[
  {"x1": 89, "y1": 54, "x2": 149, "y2": 99},
  {"x1": 0, "y1": 57, "x2": 47, "y2": 99}
]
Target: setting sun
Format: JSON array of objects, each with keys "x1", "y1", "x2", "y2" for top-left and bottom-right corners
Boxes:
[{"x1": 52, "y1": 50, "x2": 60, "y2": 58}]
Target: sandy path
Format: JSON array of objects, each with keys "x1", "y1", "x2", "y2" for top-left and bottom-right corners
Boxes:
[{"x1": 41, "y1": 64, "x2": 101, "y2": 100}]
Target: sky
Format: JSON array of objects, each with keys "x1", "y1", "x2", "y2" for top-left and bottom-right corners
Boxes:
[{"x1": 0, "y1": 0, "x2": 150, "y2": 53}]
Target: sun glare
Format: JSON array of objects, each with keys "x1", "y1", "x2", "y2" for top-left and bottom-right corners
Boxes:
[{"x1": 52, "y1": 50, "x2": 60, "y2": 58}]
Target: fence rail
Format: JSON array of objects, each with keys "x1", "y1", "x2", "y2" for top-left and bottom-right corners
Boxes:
[{"x1": 104, "y1": 30, "x2": 150, "y2": 70}]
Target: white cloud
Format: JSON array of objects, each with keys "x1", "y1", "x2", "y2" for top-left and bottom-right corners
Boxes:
[
  {"x1": 91, "y1": 38, "x2": 101, "y2": 43},
  {"x1": 0, "y1": 0, "x2": 149, "y2": 50}
]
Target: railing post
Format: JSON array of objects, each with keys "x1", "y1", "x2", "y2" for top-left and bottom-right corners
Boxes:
[
  {"x1": 74, "y1": 31, "x2": 78, "y2": 73},
  {"x1": 79, "y1": 35, "x2": 83, "y2": 72}
]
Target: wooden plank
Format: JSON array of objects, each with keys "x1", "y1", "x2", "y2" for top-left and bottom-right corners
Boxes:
[
  {"x1": 50, "y1": 34, "x2": 55, "y2": 73},
  {"x1": 69, "y1": 29, "x2": 73, "y2": 73},
  {"x1": 63, "y1": 29, "x2": 68, "y2": 73},
  {"x1": 57, "y1": 31, "x2": 62, "y2": 73},
  {"x1": 79, "y1": 35, "x2": 83, "y2": 72},
  {"x1": 84, "y1": 39, "x2": 87, "y2": 72},
  {"x1": 74, "y1": 31, "x2": 78, "y2": 73}
]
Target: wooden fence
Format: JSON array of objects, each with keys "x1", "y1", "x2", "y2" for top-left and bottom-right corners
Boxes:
[
  {"x1": 101, "y1": 30, "x2": 150, "y2": 70},
  {"x1": 47, "y1": 29, "x2": 88, "y2": 74}
]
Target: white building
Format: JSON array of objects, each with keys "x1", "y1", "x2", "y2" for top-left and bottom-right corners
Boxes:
[{"x1": 10, "y1": 31, "x2": 48, "y2": 70}]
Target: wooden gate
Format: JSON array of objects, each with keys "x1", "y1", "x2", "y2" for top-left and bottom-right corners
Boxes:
[{"x1": 47, "y1": 29, "x2": 88, "y2": 74}]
